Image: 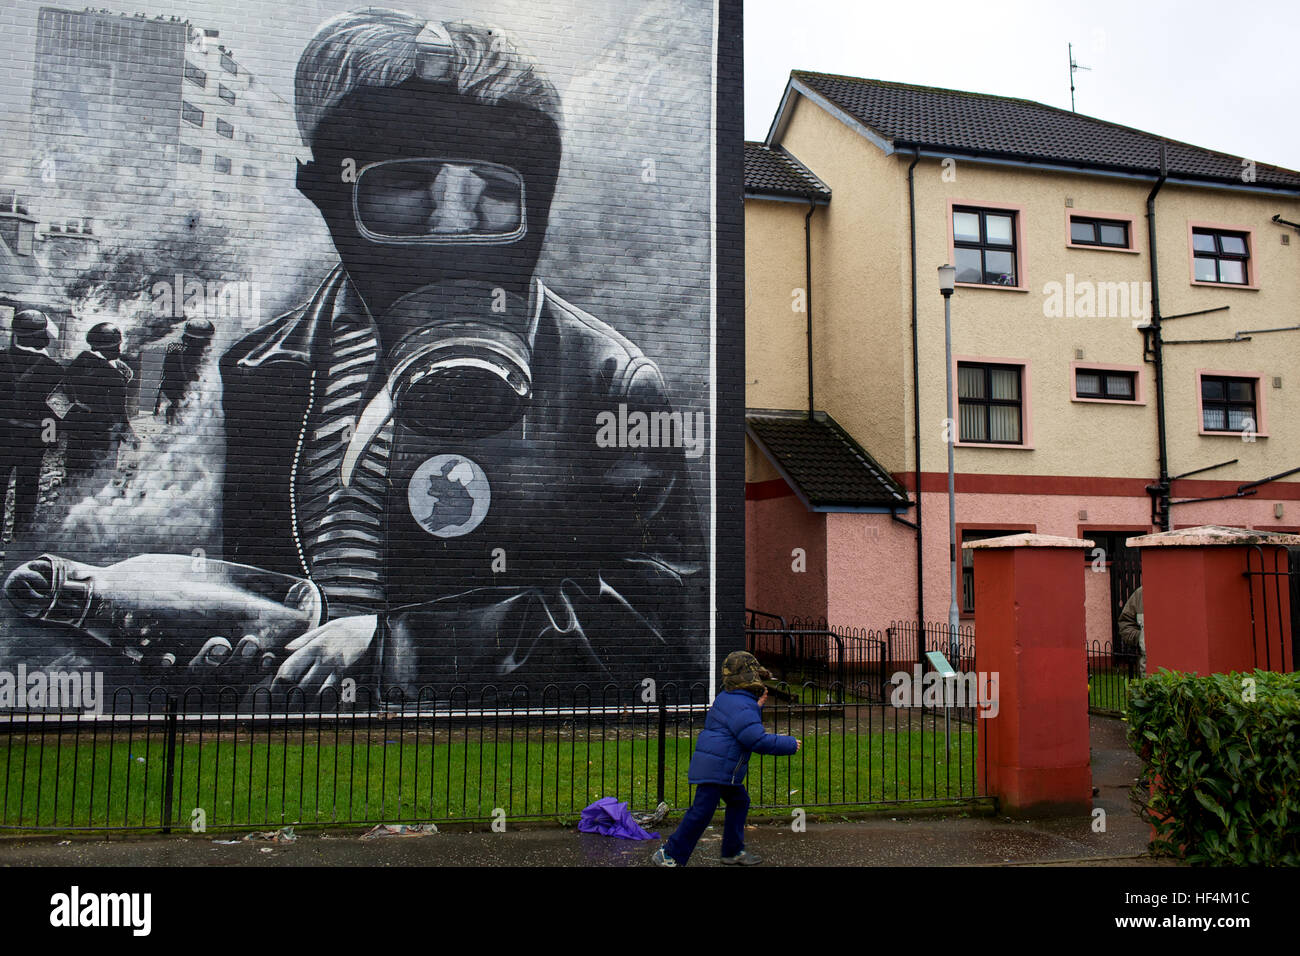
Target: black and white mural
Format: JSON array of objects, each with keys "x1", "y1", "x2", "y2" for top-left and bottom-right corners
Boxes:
[{"x1": 0, "y1": 1, "x2": 741, "y2": 709}]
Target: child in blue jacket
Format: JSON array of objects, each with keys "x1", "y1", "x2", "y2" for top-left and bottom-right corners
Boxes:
[{"x1": 651, "y1": 651, "x2": 800, "y2": 866}]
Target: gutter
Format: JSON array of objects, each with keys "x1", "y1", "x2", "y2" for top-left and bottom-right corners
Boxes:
[{"x1": 896, "y1": 146, "x2": 1300, "y2": 197}]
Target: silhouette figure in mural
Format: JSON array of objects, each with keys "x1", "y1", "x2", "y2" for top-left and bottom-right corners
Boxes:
[
  {"x1": 63, "y1": 322, "x2": 134, "y2": 480},
  {"x1": 3, "y1": 10, "x2": 707, "y2": 706},
  {"x1": 154, "y1": 317, "x2": 215, "y2": 425},
  {"x1": 0, "y1": 310, "x2": 61, "y2": 538}
]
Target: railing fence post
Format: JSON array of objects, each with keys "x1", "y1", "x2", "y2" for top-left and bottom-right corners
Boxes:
[
  {"x1": 160, "y1": 695, "x2": 178, "y2": 834},
  {"x1": 656, "y1": 697, "x2": 667, "y2": 806}
]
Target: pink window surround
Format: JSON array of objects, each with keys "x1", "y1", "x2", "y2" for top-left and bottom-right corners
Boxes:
[
  {"x1": 1065, "y1": 209, "x2": 1139, "y2": 253},
  {"x1": 947, "y1": 199, "x2": 1030, "y2": 292},
  {"x1": 1195, "y1": 368, "x2": 1268, "y2": 438},
  {"x1": 1187, "y1": 220, "x2": 1259, "y2": 290},
  {"x1": 953, "y1": 354, "x2": 1034, "y2": 449},
  {"x1": 1069, "y1": 361, "x2": 1145, "y2": 405}
]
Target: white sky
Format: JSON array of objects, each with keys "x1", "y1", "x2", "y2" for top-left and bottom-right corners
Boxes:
[
  {"x1": 744, "y1": 0, "x2": 1300, "y2": 171},
  {"x1": 3, "y1": 1, "x2": 1297, "y2": 177}
]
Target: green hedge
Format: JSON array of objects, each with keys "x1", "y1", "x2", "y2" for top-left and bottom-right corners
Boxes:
[{"x1": 1127, "y1": 669, "x2": 1299, "y2": 866}]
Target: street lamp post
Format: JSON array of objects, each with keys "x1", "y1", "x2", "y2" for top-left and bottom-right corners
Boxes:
[
  {"x1": 938, "y1": 265, "x2": 958, "y2": 759},
  {"x1": 937, "y1": 265, "x2": 959, "y2": 664}
]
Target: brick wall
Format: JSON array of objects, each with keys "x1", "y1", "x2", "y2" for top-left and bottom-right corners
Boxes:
[{"x1": 0, "y1": 0, "x2": 742, "y2": 709}]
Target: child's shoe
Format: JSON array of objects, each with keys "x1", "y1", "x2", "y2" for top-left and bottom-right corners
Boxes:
[
  {"x1": 720, "y1": 849, "x2": 763, "y2": 865},
  {"x1": 650, "y1": 846, "x2": 678, "y2": 867}
]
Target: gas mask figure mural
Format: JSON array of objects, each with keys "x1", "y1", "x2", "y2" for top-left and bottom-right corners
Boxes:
[{"x1": 4, "y1": 9, "x2": 709, "y2": 705}]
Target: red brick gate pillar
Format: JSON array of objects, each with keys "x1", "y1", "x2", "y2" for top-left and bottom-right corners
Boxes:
[
  {"x1": 1127, "y1": 526, "x2": 1299, "y2": 676},
  {"x1": 967, "y1": 533, "x2": 1094, "y2": 817}
]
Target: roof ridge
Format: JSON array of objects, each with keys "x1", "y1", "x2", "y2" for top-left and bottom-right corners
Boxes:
[{"x1": 789, "y1": 71, "x2": 1300, "y2": 178}]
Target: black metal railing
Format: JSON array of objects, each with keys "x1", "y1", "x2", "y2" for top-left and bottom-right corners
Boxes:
[
  {"x1": 0, "y1": 680, "x2": 988, "y2": 832},
  {"x1": 745, "y1": 617, "x2": 976, "y2": 704},
  {"x1": 1085, "y1": 640, "x2": 1141, "y2": 715},
  {"x1": 1244, "y1": 544, "x2": 1298, "y2": 673}
]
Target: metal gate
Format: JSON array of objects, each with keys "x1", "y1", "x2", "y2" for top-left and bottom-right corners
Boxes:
[
  {"x1": 1106, "y1": 536, "x2": 1142, "y2": 656},
  {"x1": 1244, "y1": 544, "x2": 1297, "y2": 672}
]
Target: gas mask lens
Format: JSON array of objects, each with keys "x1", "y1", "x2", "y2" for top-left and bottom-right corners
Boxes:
[{"x1": 353, "y1": 159, "x2": 526, "y2": 243}]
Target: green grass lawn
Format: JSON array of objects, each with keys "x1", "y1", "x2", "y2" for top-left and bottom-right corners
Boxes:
[
  {"x1": 1088, "y1": 669, "x2": 1133, "y2": 714},
  {"x1": 1, "y1": 722, "x2": 982, "y2": 831}
]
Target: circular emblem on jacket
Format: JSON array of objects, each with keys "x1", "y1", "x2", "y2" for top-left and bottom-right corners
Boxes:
[{"x1": 407, "y1": 454, "x2": 490, "y2": 537}]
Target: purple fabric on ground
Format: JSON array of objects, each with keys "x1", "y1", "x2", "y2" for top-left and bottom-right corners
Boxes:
[{"x1": 577, "y1": 797, "x2": 659, "y2": 840}]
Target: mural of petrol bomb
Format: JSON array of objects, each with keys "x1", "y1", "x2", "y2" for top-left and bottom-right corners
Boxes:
[{"x1": 0, "y1": 4, "x2": 722, "y2": 708}]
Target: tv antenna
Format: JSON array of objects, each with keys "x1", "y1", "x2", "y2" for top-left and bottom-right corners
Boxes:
[{"x1": 1069, "y1": 42, "x2": 1091, "y2": 112}]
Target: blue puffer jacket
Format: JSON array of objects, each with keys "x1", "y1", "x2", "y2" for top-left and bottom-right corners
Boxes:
[{"x1": 688, "y1": 690, "x2": 799, "y2": 785}]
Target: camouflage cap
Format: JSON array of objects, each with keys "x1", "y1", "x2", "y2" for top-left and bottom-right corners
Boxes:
[{"x1": 721, "y1": 650, "x2": 771, "y2": 693}]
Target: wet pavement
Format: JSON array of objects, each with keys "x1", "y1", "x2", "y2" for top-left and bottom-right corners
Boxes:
[{"x1": 0, "y1": 716, "x2": 1177, "y2": 867}]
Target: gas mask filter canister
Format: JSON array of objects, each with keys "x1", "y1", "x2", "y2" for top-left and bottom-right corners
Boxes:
[{"x1": 341, "y1": 280, "x2": 534, "y2": 488}]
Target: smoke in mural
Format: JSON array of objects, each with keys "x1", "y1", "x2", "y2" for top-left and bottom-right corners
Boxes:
[{"x1": 0, "y1": 1, "x2": 728, "y2": 709}]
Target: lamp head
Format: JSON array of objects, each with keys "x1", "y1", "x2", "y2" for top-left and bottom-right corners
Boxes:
[{"x1": 937, "y1": 263, "x2": 956, "y2": 296}]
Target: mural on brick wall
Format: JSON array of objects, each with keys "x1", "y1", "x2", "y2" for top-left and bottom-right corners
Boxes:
[{"x1": 0, "y1": 1, "x2": 730, "y2": 710}]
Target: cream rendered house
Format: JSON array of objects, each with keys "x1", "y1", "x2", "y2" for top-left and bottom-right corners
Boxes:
[{"x1": 745, "y1": 72, "x2": 1300, "y2": 647}]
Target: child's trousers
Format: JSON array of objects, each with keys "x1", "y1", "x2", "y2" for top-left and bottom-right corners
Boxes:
[{"x1": 663, "y1": 783, "x2": 749, "y2": 864}]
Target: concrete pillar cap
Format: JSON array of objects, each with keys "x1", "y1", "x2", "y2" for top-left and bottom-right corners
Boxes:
[
  {"x1": 1126, "y1": 524, "x2": 1300, "y2": 548},
  {"x1": 961, "y1": 533, "x2": 1095, "y2": 550}
]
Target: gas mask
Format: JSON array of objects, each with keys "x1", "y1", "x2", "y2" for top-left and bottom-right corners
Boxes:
[
  {"x1": 298, "y1": 81, "x2": 561, "y2": 484},
  {"x1": 353, "y1": 158, "x2": 527, "y2": 244},
  {"x1": 340, "y1": 276, "x2": 535, "y2": 486}
]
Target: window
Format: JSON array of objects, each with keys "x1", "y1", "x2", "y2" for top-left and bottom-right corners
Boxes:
[
  {"x1": 1201, "y1": 375, "x2": 1256, "y2": 433},
  {"x1": 960, "y1": 530, "x2": 1028, "y2": 613},
  {"x1": 953, "y1": 206, "x2": 1018, "y2": 286},
  {"x1": 182, "y1": 101, "x2": 203, "y2": 127},
  {"x1": 1192, "y1": 228, "x2": 1250, "y2": 284},
  {"x1": 216, "y1": 118, "x2": 234, "y2": 139},
  {"x1": 218, "y1": 83, "x2": 236, "y2": 105},
  {"x1": 1075, "y1": 368, "x2": 1137, "y2": 401},
  {"x1": 958, "y1": 362, "x2": 1023, "y2": 443},
  {"x1": 184, "y1": 62, "x2": 206, "y2": 88},
  {"x1": 179, "y1": 145, "x2": 202, "y2": 165},
  {"x1": 1083, "y1": 530, "x2": 1141, "y2": 566},
  {"x1": 220, "y1": 52, "x2": 237, "y2": 75},
  {"x1": 214, "y1": 155, "x2": 231, "y2": 175},
  {"x1": 1070, "y1": 216, "x2": 1129, "y2": 248},
  {"x1": 242, "y1": 165, "x2": 259, "y2": 177}
]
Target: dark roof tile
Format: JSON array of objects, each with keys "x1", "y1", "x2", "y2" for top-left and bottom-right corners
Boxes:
[
  {"x1": 747, "y1": 410, "x2": 909, "y2": 509},
  {"x1": 744, "y1": 141, "x2": 831, "y2": 200},
  {"x1": 790, "y1": 72, "x2": 1300, "y2": 190}
]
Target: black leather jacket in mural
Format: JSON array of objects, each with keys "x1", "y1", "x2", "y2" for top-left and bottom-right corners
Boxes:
[{"x1": 220, "y1": 267, "x2": 707, "y2": 699}]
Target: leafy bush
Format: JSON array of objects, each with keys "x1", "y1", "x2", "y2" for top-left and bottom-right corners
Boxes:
[{"x1": 1127, "y1": 669, "x2": 1299, "y2": 866}]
